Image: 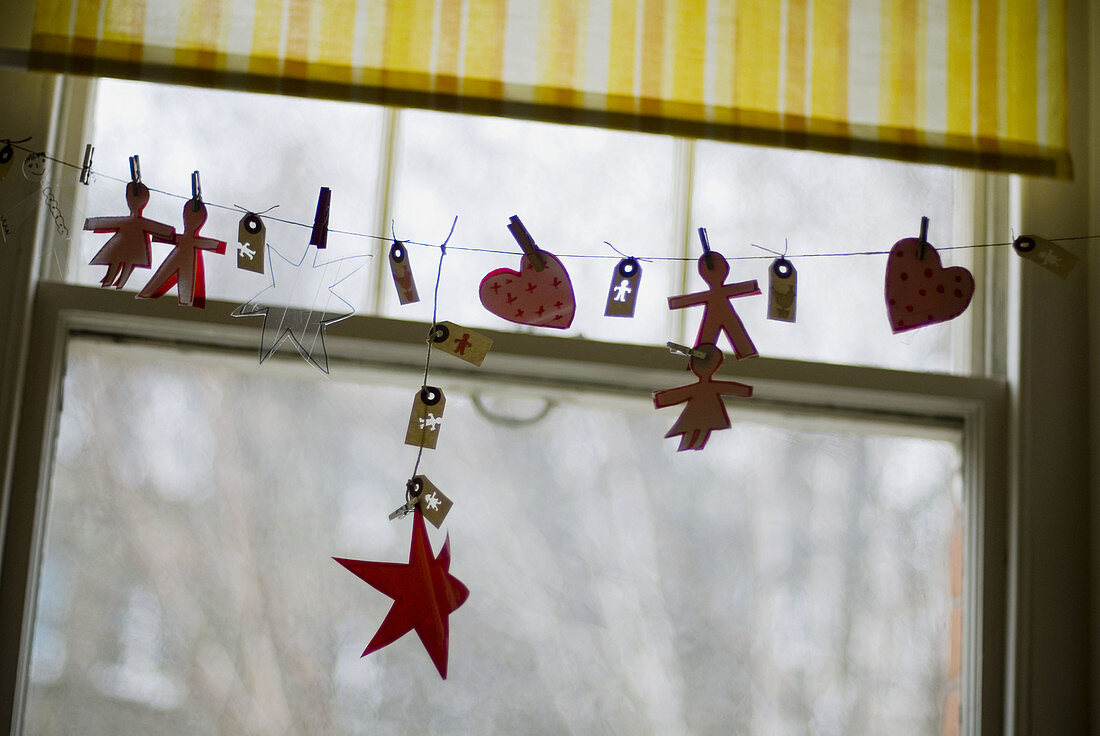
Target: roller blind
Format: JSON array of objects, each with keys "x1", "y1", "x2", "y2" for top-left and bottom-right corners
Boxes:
[{"x1": 27, "y1": 0, "x2": 1070, "y2": 177}]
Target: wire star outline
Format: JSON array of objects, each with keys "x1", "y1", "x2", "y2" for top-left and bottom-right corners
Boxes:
[{"x1": 231, "y1": 242, "x2": 370, "y2": 374}]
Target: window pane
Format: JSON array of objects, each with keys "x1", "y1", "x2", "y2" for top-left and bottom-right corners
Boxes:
[
  {"x1": 25, "y1": 339, "x2": 963, "y2": 735},
  {"x1": 386, "y1": 109, "x2": 682, "y2": 345},
  {"x1": 66, "y1": 79, "x2": 385, "y2": 307},
  {"x1": 692, "y1": 142, "x2": 973, "y2": 373}
]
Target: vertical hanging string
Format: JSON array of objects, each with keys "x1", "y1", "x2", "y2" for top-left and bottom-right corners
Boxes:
[{"x1": 408, "y1": 216, "x2": 458, "y2": 484}]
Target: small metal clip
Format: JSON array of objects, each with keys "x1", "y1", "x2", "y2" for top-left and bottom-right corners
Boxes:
[
  {"x1": 387, "y1": 501, "x2": 416, "y2": 521},
  {"x1": 79, "y1": 144, "x2": 94, "y2": 185},
  {"x1": 917, "y1": 216, "x2": 930, "y2": 260},
  {"x1": 387, "y1": 478, "x2": 424, "y2": 520},
  {"x1": 667, "y1": 341, "x2": 707, "y2": 360},
  {"x1": 128, "y1": 154, "x2": 141, "y2": 183},
  {"x1": 310, "y1": 186, "x2": 331, "y2": 249},
  {"x1": 507, "y1": 215, "x2": 546, "y2": 271}
]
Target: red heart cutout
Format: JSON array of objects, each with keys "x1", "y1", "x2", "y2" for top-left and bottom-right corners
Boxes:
[
  {"x1": 885, "y1": 237, "x2": 974, "y2": 333},
  {"x1": 479, "y1": 251, "x2": 576, "y2": 329}
]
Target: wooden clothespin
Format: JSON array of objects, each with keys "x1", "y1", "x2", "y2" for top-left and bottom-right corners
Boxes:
[
  {"x1": 917, "y1": 216, "x2": 930, "y2": 260},
  {"x1": 698, "y1": 227, "x2": 713, "y2": 270},
  {"x1": 190, "y1": 170, "x2": 202, "y2": 210},
  {"x1": 128, "y1": 154, "x2": 141, "y2": 184},
  {"x1": 507, "y1": 215, "x2": 546, "y2": 271},
  {"x1": 310, "y1": 186, "x2": 331, "y2": 249},
  {"x1": 79, "y1": 144, "x2": 94, "y2": 185}
]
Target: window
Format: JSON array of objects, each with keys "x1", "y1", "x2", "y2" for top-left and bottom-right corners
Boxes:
[
  {"x1": 25, "y1": 338, "x2": 966, "y2": 734},
  {"x1": 55, "y1": 78, "x2": 981, "y2": 372},
  {"x1": 4, "y1": 74, "x2": 1012, "y2": 735}
]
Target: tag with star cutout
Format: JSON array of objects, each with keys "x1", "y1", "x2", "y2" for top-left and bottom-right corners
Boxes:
[
  {"x1": 767, "y1": 258, "x2": 797, "y2": 322},
  {"x1": 1013, "y1": 234, "x2": 1079, "y2": 278},
  {"x1": 430, "y1": 321, "x2": 493, "y2": 367},
  {"x1": 405, "y1": 386, "x2": 445, "y2": 449},
  {"x1": 237, "y1": 212, "x2": 266, "y2": 273},
  {"x1": 411, "y1": 475, "x2": 453, "y2": 528}
]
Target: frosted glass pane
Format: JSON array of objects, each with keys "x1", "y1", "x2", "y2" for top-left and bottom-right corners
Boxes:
[
  {"x1": 692, "y1": 141, "x2": 972, "y2": 373},
  {"x1": 67, "y1": 79, "x2": 384, "y2": 308},
  {"x1": 25, "y1": 340, "x2": 963, "y2": 735}
]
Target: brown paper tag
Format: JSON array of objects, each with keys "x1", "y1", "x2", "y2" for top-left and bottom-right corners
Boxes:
[
  {"x1": 604, "y1": 258, "x2": 642, "y2": 317},
  {"x1": 1013, "y1": 235, "x2": 1079, "y2": 278},
  {"x1": 767, "y1": 258, "x2": 797, "y2": 322},
  {"x1": 237, "y1": 213, "x2": 266, "y2": 273},
  {"x1": 405, "y1": 386, "x2": 445, "y2": 449},
  {"x1": 411, "y1": 475, "x2": 452, "y2": 528},
  {"x1": 0, "y1": 141, "x2": 13, "y2": 182},
  {"x1": 388, "y1": 241, "x2": 420, "y2": 304},
  {"x1": 430, "y1": 321, "x2": 493, "y2": 367}
]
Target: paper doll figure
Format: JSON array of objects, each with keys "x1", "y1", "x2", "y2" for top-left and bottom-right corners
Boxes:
[
  {"x1": 84, "y1": 182, "x2": 175, "y2": 289},
  {"x1": 668, "y1": 251, "x2": 761, "y2": 359},
  {"x1": 653, "y1": 343, "x2": 752, "y2": 451},
  {"x1": 138, "y1": 199, "x2": 226, "y2": 308}
]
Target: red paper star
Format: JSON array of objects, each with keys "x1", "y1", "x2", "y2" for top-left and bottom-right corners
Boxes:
[{"x1": 335, "y1": 508, "x2": 469, "y2": 679}]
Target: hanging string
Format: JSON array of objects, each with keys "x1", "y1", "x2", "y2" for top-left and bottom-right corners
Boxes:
[
  {"x1": 9, "y1": 140, "x2": 1100, "y2": 262},
  {"x1": 749, "y1": 242, "x2": 784, "y2": 258},
  {"x1": 232, "y1": 203, "x2": 280, "y2": 216},
  {"x1": 408, "y1": 215, "x2": 457, "y2": 484},
  {"x1": 603, "y1": 240, "x2": 652, "y2": 264}
]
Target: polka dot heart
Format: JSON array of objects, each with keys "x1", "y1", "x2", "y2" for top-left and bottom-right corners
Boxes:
[{"x1": 884, "y1": 237, "x2": 974, "y2": 334}]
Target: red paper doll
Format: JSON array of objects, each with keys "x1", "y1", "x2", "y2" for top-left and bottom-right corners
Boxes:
[
  {"x1": 138, "y1": 199, "x2": 226, "y2": 308},
  {"x1": 653, "y1": 344, "x2": 752, "y2": 451},
  {"x1": 84, "y1": 181, "x2": 174, "y2": 289},
  {"x1": 668, "y1": 251, "x2": 761, "y2": 360}
]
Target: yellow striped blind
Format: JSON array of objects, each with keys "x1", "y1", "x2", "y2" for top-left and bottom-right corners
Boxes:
[{"x1": 29, "y1": 0, "x2": 1070, "y2": 177}]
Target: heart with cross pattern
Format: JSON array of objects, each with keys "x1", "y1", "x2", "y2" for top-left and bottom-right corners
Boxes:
[{"x1": 478, "y1": 251, "x2": 576, "y2": 329}]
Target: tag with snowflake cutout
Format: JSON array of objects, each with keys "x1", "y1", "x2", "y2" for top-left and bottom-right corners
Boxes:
[
  {"x1": 405, "y1": 386, "x2": 446, "y2": 449},
  {"x1": 1013, "y1": 234, "x2": 1079, "y2": 278},
  {"x1": 411, "y1": 475, "x2": 453, "y2": 528}
]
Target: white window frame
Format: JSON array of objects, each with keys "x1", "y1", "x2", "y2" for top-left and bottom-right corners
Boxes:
[{"x1": 0, "y1": 1, "x2": 1095, "y2": 730}]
